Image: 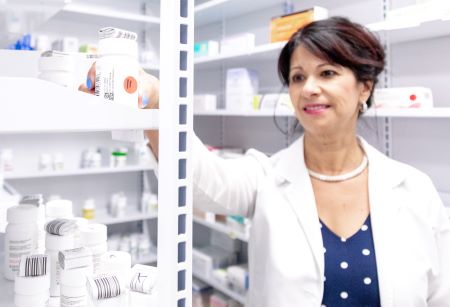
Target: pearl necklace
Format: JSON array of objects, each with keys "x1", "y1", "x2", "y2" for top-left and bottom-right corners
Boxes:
[{"x1": 307, "y1": 155, "x2": 368, "y2": 182}]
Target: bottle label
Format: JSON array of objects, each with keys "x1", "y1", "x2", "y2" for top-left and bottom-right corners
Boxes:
[
  {"x1": 89, "y1": 274, "x2": 122, "y2": 299},
  {"x1": 19, "y1": 254, "x2": 48, "y2": 277},
  {"x1": 7, "y1": 237, "x2": 33, "y2": 273},
  {"x1": 61, "y1": 294, "x2": 87, "y2": 307}
]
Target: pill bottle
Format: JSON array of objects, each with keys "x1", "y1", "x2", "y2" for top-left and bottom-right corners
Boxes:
[
  {"x1": 46, "y1": 199, "x2": 73, "y2": 221},
  {"x1": 60, "y1": 264, "x2": 93, "y2": 307},
  {"x1": 4, "y1": 205, "x2": 38, "y2": 280},
  {"x1": 95, "y1": 27, "x2": 143, "y2": 143},
  {"x1": 99, "y1": 251, "x2": 131, "y2": 281},
  {"x1": 80, "y1": 223, "x2": 108, "y2": 274},
  {"x1": 82, "y1": 199, "x2": 95, "y2": 220},
  {"x1": 14, "y1": 273, "x2": 50, "y2": 307},
  {"x1": 19, "y1": 195, "x2": 46, "y2": 253},
  {"x1": 96, "y1": 27, "x2": 138, "y2": 105},
  {"x1": 38, "y1": 50, "x2": 74, "y2": 88},
  {"x1": 45, "y1": 230, "x2": 75, "y2": 297}
]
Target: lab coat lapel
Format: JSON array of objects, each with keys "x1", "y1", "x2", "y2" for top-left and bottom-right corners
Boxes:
[
  {"x1": 276, "y1": 136, "x2": 325, "y2": 281},
  {"x1": 362, "y1": 139, "x2": 405, "y2": 307}
]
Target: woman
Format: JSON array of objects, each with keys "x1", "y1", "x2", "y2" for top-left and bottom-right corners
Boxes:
[{"x1": 81, "y1": 17, "x2": 450, "y2": 307}]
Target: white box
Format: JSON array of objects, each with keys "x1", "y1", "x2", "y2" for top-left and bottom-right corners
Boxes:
[
  {"x1": 373, "y1": 87, "x2": 433, "y2": 108},
  {"x1": 226, "y1": 68, "x2": 259, "y2": 111},
  {"x1": 194, "y1": 41, "x2": 220, "y2": 57},
  {"x1": 221, "y1": 33, "x2": 255, "y2": 55},
  {"x1": 194, "y1": 94, "x2": 217, "y2": 112}
]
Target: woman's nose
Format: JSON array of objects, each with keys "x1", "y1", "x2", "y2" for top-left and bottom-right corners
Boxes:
[{"x1": 301, "y1": 77, "x2": 321, "y2": 97}]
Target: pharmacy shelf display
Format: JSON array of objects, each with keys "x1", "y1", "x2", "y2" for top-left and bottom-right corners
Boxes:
[
  {"x1": 93, "y1": 208, "x2": 158, "y2": 225},
  {"x1": 3, "y1": 165, "x2": 154, "y2": 180},
  {"x1": 61, "y1": 2, "x2": 160, "y2": 25},
  {"x1": 0, "y1": 1, "x2": 194, "y2": 306},
  {"x1": 193, "y1": 217, "x2": 249, "y2": 242},
  {"x1": 193, "y1": 271, "x2": 246, "y2": 304}
]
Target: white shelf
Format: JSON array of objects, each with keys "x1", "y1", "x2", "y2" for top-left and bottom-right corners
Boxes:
[
  {"x1": 0, "y1": 77, "x2": 159, "y2": 134},
  {"x1": 93, "y1": 208, "x2": 158, "y2": 225},
  {"x1": 193, "y1": 217, "x2": 249, "y2": 242},
  {"x1": 61, "y1": 3, "x2": 160, "y2": 24},
  {"x1": 193, "y1": 271, "x2": 246, "y2": 304},
  {"x1": 369, "y1": 19, "x2": 450, "y2": 44},
  {"x1": 195, "y1": 108, "x2": 450, "y2": 119},
  {"x1": 194, "y1": 42, "x2": 285, "y2": 69},
  {"x1": 194, "y1": 0, "x2": 281, "y2": 27},
  {"x1": 4, "y1": 165, "x2": 154, "y2": 180}
]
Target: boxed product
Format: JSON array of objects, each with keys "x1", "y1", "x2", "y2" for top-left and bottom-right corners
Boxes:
[
  {"x1": 270, "y1": 7, "x2": 328, "y2": 43},
  {"x1": 193, "y1": 246, "x2": 237, "y2": 279},
  {"x1": 226, "y1": 68, "x2": 259, "y2": 111},
  {"x1": 372, "y1": 87, "x2": 433, "y2": 108},
  {"x1": 194, "y1": 94, "x2": 217, "y2": 112},
  {"x1": 194, "y1": 41, "x2": 220, "y2": 57},
  {"x1": 220, "y1": 33, "x2": 255, "y2": 55}
]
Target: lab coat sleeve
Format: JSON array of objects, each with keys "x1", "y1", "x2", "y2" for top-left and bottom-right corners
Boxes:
[
  {"x1": 192, "y1": 134, "x2": 265, "y2": 217},
  {"x1": 147, "y1": 133, "x2": 265, "y2": 218},
  {"x1": 427, "y1": 184, "x2": 450, "y2": 306}
]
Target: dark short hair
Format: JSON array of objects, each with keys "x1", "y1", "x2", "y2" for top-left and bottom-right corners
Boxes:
[{"x1": 278, "y1": 17, "x2": 385, "y2": 108}]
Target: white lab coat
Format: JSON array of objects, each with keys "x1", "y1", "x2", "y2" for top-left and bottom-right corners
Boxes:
[{"x1": 192, "y1": 134, "x2": 450, "y2": 307}]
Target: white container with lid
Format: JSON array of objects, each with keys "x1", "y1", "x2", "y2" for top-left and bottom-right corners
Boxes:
[
  {"x1": 60, "y1": 264, "x2": 93, "y2": 307},
  {"x1": 96, "y1": 27, "x2": 143, "y2": 143},
  {"x1": 46, "y1": 232, "x2": 75, "y2": 297},
  {"x1": 14, "y1": 273, "x2": 50, "y2": 307},
  {"x1": 80, "y1": 223, "x2": 107, "y2": 274},
  {"x1": 99, "y1": 251, "x2": 131, "y2": 281},
  {"x1": 45, "y1": 199, "x2": 73, "y2": 221},
  {"x1": 20, "y1": 195, "x2": 46, "y2": 254},
  {"x1": 38, "y1": 50, "x2": 74, "y2": 88},
  {"x1": 4, "y1": 205, "x2": 38, "y2": 280},
  {"x1": 87, "y1": 273, "x2": 128, "y2": 307},
  {"x1": 71, "y1": 217, "x2": 89, "y2": 248}
]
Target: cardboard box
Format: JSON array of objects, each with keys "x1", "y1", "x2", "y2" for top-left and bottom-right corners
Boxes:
[{"x1": 270, "y1": 7, "x2": 328, "y2": 43}]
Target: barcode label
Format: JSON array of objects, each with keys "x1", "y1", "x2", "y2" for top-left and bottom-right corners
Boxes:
[
  {"x1": 99, "y1": 27, "x2": 137, "y2": 41},
  {"x1": 95, "y1": 73, "x2": 100, "y2": 96},
  {"x1": 45, "y1": 219, "x2": 77, "y2": 236},
  {"x1": 89, "y1": 274, "x2": 122, "y2": 300},
  {"x1": 128, "y1": 265, "x2": 157, "y2": 294},
  {"x1": 19, "y1": 254, "x2": 48, "y2": 277}
]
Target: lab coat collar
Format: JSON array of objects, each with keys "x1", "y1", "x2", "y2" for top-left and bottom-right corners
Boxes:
[{"x1": 275, "y1": 135, "x2": 407, "y2": 306}]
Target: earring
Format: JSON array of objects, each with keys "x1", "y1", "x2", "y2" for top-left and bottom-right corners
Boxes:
[{"x1": 359, "y1": 101, "x2": 368, "y2": 113}]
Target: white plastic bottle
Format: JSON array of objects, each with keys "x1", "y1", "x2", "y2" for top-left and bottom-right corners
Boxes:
[
  {"x1": 45, "y1": 199, "x2": 73, "y2": 222},
  {"x1": 4, "y1": 205, "x2": 38, "y2": 280},
  {"x1": 38, "y1": 50, "x2": 74, "y2": 88},
  {"x1": 59, "y1": 247, "x2": 93, "y2": 307},
  {"x1": 80, "y1": 223, "x2": 107, "y2": 274},
  {"x1": 95, "y1": 27, "x2": 143, "y2": 143},
  {"x1": 45, "y1": 220, "x2": 75, "y2": 297},
  {"x1": 14, "y1": 273, "x2": 50, "y2": 307},
  {"x1": 19, "y1": 195, "x2": 46, "y2": 254}
]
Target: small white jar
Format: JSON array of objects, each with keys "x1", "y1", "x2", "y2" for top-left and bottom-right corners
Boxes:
[
  {"x1": 38, "y1": 50, "x2": 74, "y2": 88},
  {"x1": 4, "y1": 205, "x2": 38, "y2": 280},
  {"x1": 14, "y1": 273, "x2": 50, "y2": 307},
  {"x1": 80, "y1": 224, "x2": 107, "y2": 274},
  {"x1": 46, "y1": 233, "x2": 75, "y2": 297}
]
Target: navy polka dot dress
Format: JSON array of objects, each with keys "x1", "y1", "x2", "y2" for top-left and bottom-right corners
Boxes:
[{"x1": 320, "y1": 215, "x2": 381, "y2": 307}]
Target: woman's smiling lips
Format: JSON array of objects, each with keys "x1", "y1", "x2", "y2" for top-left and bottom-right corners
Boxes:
[{"x1": 303, "y1": 104, "x2": 331, "y2": 115}]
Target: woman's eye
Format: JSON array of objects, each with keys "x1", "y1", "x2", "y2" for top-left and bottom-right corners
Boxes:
[
  {"x1": 321, "y1": 70, "x2": 336, "y2": 77},
  {"x1": 291, "y1": 74, "x2": 304, "y2": 83}
]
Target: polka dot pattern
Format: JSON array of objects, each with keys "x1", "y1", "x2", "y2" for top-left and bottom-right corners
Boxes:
[{"x1": 320, "y1": 215, "x2": 380, "y2": 306}]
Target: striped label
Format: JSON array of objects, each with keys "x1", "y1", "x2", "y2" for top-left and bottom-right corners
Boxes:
[
  {"x1": 19, "y1": 254, "x2": 48, "y2": 277},
  {"x1": 45, "y1": 219, "x2": 76, "y2": 235},
  {"x1": 91, "y1": 275, "x2": 122, "y2": 299}
]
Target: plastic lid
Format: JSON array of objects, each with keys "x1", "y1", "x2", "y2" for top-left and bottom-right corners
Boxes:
[
  {"x1": 100, "y1": 251, "x2": 131, "y2": 273},
  {"x1": 45, "y1": 233, "x2": 75, "y2": 250},
  {"x1": 80, "y1": 224, "x2": 107, "y2": 245},
  {"x1": 45, "y1": 199, "x2": 73, "y2": 219},
  {"x1": 7, "y1": 205, "x2": 38, "y2": 223},
  {"x1": 60, "y1": 265, "x2": 93, "y2": 287},
  {"x1": 14, "y1": 273, "x2": 50, "y2": 295},
  {"x1": 38, "y1": 51, "x2": 74, "y2": 72},
  {"x1": 98, "y1": 37, "x2": 138, "y2": 58}
]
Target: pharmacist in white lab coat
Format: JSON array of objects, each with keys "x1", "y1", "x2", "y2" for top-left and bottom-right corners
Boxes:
[{"x1": 81, "y1": 17, "x2": 450, "y2": 307}]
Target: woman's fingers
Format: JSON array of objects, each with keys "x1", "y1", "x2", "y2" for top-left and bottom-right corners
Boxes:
[{"x1": 78, "y1": 62, "x2": 96, "y2": 94}]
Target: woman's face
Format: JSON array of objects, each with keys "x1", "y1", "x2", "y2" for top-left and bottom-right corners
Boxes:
[{"x1": 288, "y1": 45, "x2": 372, "y2": 137}]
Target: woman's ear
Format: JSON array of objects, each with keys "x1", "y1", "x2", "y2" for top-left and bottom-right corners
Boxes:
[{"x1": 359, "y1": 80, "x2": 373, "y2": 103}]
